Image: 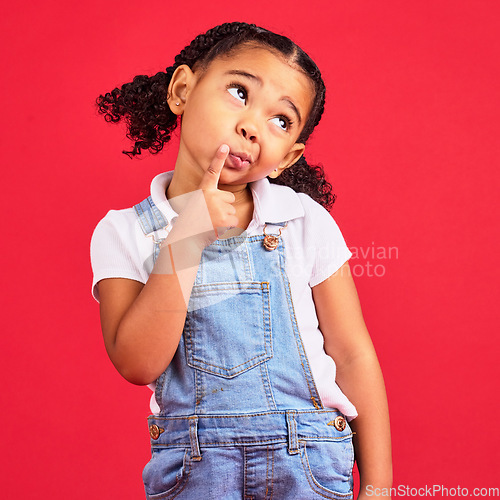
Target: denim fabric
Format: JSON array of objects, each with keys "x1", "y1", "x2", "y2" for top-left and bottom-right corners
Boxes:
[{"x1": 135, "y1": 199, "x2": 354, "y2": 499}]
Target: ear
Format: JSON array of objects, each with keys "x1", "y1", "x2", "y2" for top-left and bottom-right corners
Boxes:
[
  {"x1": 268, "y1": 143, "x2": 305, "y2": 179},
  {"x1": 167, "y1": 64, "x2": 196, "y2": 115}
]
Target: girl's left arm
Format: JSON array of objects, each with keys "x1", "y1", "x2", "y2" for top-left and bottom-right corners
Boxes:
[{"x1": 312, "y1": 260, "x2": 393, "y2": 498}]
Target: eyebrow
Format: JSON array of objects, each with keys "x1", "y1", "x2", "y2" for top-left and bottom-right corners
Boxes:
[{"x1": 224, "y1": 70, "x2": 303, "y2": 125}]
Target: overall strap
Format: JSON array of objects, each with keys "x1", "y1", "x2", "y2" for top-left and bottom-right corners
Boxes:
[
  {"x1": 134, "y1": 196, "x2": 170, "y2": 263},
  {"x1": 264, "y1": 221, "x2": 288, "y2": 227}
]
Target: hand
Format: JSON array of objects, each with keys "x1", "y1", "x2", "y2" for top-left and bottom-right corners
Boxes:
[
  {"x1": 197, "y1": 144, "x2": 239, "y2": 244},
  {"x1": 165, "y1": 144, "x2": 238, "y2": 251}
]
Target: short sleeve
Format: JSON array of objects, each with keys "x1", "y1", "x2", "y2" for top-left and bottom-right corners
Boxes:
[
  {"x1": 90, "y1": 209, "x2": 148, "y2": 303},
  {"x1": 299, "y1": 195, "x2": 352, "y2": 287}
]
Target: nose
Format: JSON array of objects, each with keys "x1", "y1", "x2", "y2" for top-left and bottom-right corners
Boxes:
[{"x1": 237, "y1": 113, "x2": 259, "y2": 141}]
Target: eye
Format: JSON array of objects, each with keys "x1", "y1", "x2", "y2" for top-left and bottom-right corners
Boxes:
[
  {"x1": 270, "y1": 116, "x2": 291, "y2": 131},
  {"x1": 227, "y1": 85, "x2": 247, "y2": 104}
]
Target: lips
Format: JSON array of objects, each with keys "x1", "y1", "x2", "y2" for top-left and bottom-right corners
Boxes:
[{"x1": 227, "y1": 151, "x2": 252, "y2": 170}]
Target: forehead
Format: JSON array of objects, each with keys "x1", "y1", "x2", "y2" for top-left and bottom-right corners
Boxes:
[{"x1": 201, "y1": 45, "x2": 315, "y2": 118}]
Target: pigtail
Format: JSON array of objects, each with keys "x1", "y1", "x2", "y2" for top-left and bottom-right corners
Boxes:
[
  {"x1": 269, "y1": 157, "x2": 336, "y2": 210},
  {"x1": 96, "y1": 70, "x2": 177, "y2": 157}
]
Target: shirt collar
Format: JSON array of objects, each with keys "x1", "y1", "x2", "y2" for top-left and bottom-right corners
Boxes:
[
  {"x1": 150, "y1": 170, "x2": 305, "y2": 226},
  {"x1": 250, "y1": 175, "x2": 305, "y2": 225}
]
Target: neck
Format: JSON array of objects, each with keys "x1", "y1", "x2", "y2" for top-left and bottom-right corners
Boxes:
[{"x1": 225, "y1": 183, "x2": 253, "y2": 206}]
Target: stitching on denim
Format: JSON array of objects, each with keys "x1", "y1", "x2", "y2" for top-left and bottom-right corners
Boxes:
[
  {"x1": 134, "y1": 196, "x2": 169, "y2": 236},
  {"x1": 348, "y1": 436, "x2": 355, "y2": 471},
  {"x1": 262, "y1": 284, "x2": 273, "y2": 372},
  {"x1": 184, "y1": 314, "x2": 192, "y2": 354},
  {"x1": 194, "y1": 365, "x2": 203, "y2": 411},
  {"x1": 190, "y1": 281, "x2": 267, "y2": 294},
  {"x1": 243, "y1": 446, "x2": 249, "y2": 499},
  {"x1": 299, "y1": 440, "x2": 354, "y2": 499},
  {"x1": 188, "y1": 417, "x2": 202, "y2": 460},
  {"x1": 188, "y1": 422, "x2": 194, "y2": 453},
  {"x1": 279, "y1": 239, "x2": 316, "y2": 401},
  {"x1": 244, "y1": 239, "x2": 254, "y2": 280},
  {"x1": 294, "y1": 413, "x2": 298, "y2": 450},
  {"x1": 262, "y1": 284, "x2": 272, "y2": 359},
  {"x1": 189, "y1": 354, "x2": 270, "y2": 376},
  {"x1": 191, "y1": 284, "x2": 264, "y2": 292},
  {"x1": 166, "y1": 449, "x2": 193, "y2": 500},
  {"x1": 259, "y1": 362, "x2": 277, "y2": 410},
  {"x1": 134, "y1": 200, "x2": 162, "y2": 266},
  {"x1": 295, "y1": 434, "x2": 354, "y2": 441},
  {"x1": 286, "y1": 411, "x2": 299, "y2": 454},
  {"x1": 269, "y1": 445, "x2": 274, "y2": 499},
  {"x1": 232, "y1": 243, "x2": 252, "y2": 282},
  {"x1": 191, "y1": 349, "x2": 267, "y2": 371},
  {"x1": 134, "y1": 199, "x2": 152, "y2": 235},
  {"x1": 151, "y1": 434, "x2": 352, "y2": 448},
  {"x1": 265, "y1": 445, "x2": 273, "y2": 499},
  {"x1": 148, "y1": 409, "x2": 342, "y2": 421},
  {"x1": 150, "y1": 197, "x2": 168, "y2": 229},
  {"x1": 265, "y1": 445, "x2": 269, "y2": 497},
  {"x1": 278, "y1": 238, "x2": 324, "y2": 409},
  {"x1": 186, "y1": 283, "x2": 272, "y2": 377},
  {"x1": 150, "y1": 433, "x2": 353, "y2": 449},
  {"x1": 134, "y1": 197, "x2": 170, "y2": 265},
  {"x1": 153, "y1": 438, "x2": 287, "y2": 447},
  {"x1": 209, "y1": 234, "x2": 274, "y2": 247},
  {"x1": 194, "y1": 249, "x2": 203, "y2": 285},
  {"x1": 146, "y1": 448, "x2": 193, "y2": 500},
  {"x1": 199, "y1": 243, "x2": 252, "y2": 282}
]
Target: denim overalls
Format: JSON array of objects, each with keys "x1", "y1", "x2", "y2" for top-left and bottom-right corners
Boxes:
[{"x1": 134, "y1": 196, "x2": 354, "y2": 500}]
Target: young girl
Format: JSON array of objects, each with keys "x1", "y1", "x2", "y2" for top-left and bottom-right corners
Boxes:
[{"x1": 91, "y1": 22, "x2": 392, "y2": 499}]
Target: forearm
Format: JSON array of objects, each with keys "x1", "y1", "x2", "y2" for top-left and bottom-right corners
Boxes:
[
  {"x1": 109, "y1": 235, "x2": 205, "y2": 385},
  {"x1": 336, "y1": 351, "x2": 393, "y2": 495}
]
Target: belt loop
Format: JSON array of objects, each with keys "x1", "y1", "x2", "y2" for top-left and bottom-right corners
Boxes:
[
  {"x1": 286, "y1": 410, "x2": 299, "y2": 455},
  {"x1": 188, "y1": 416, "x2": 202, "y2": 461}
]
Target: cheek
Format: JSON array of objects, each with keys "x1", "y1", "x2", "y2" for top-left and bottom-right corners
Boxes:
[
  {"x1": 184, "y1": 99, "x2": 227, "y2": 136},
  {"x1": 181, "y1": 114, "x2": 231, "y2": 161}
]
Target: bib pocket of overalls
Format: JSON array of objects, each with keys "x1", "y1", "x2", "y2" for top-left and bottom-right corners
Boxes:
[
  {"x1": 184, "y1": 281, "x2": 272, "y2": 378},
  {"x1": 299, "y1": 430, "x2": 354, "y2": 499},
  {"x1": 142, "y1": 447, "x2": 194, "y2": 499}
]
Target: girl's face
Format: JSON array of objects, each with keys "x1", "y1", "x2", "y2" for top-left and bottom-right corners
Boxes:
[{"x1": 171, "y1": 45, "x2": 315, "y2": 190}]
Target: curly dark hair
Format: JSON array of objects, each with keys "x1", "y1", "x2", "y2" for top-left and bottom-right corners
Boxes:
[{"x1": 96, "y1": 22, "x2": 337, "y2": 209}]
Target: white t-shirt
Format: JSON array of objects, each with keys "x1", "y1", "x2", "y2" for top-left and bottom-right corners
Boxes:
[{"x1": 90, "y1": 171, "x2": 358, "y2": 421}]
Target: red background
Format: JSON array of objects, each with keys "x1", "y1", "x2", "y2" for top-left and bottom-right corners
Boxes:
[{"x1": 1, "y1": 0, "x2": 498, "y2": 498}]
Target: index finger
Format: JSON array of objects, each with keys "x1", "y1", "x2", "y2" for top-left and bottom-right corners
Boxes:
[{"x1": 198, "y1": 144, "x2": 229, "y2": 190}]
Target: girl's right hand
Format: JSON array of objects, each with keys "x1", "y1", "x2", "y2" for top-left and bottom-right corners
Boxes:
[
  {"x1": 168, "y1": 144, "x2": 239, "y2": 251},
  {"x1": 198, "y1": 144, "x2": 239, "y2": 242}
]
